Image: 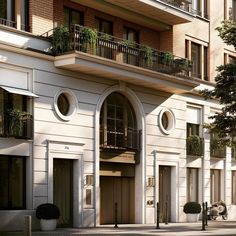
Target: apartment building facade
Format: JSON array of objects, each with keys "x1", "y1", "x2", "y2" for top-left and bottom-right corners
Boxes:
[{"x1": 0, "y1": 0, "x2": 236, "y2": 231}]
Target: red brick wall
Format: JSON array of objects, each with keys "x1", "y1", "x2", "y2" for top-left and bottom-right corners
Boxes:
[
  {"x1": 52, "y1": 1, "x2": 161, "y2": 50},
  {"x1": 29, "y1": 0, "x2": 54, "y2": 35}
]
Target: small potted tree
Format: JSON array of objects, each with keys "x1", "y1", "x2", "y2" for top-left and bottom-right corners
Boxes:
[
  {"x1": 183, "y1": 202, "x2": 201, "y2": 222},
  {"x1": 36, "y1": 203, "x2": 60, "y2": 231}
]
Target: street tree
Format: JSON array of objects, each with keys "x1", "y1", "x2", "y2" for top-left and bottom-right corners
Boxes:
[{"x1": 201, "y1": 20, "x2": 236, "y2": 147}]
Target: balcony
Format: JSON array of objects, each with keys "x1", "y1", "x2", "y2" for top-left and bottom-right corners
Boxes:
[
  {"x1": 74, "y1": 0, "x2": 193, "y2": 30},
  {"x1": 210, "y1": 139, "x2": 226, "y2": 158},
  {"x1": 0, "y1": 111, "x2": 33, "y2": 140},
  {"x1": 100, "y1": 127, "x2": 141, "y2": 151},
  {"x1": 186, "y1": 135, "x2": 204, "y2": 157},
  {"x1": 0, "y1": 18, "x2": 30, "y2": 32},
  {"x1": 53, "y1": 25, "x2": 199, "y2": 93}
]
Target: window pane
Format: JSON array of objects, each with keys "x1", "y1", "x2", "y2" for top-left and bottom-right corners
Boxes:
[
  {"x1": 210, "y1": 169, "x2": 221, "y2": 203},
  {"x1": 0, "y1": 157, "x2": 9, "y2": 209},
  {"x1": 187, "y1": 168, "x2": 198, "y2": 202},
  {"x1": 0, "y1": 156, "x2": 25, "y2": 209},
  {"x1": 0, "y1": 89, "x2": 4, "y2": 135},
  {"x1": 0, "y1": 0, "x2": 7, "y2": 19},
  {"x1": 187, "y1": 123, "x2": 200, "y2": 137},
  {"x1": 191, "y1": 43, "x2": 201, "y2": 78},
  {"x1": 64, "y1": 8, "x2": 69, "y2": 28},
  {"x1": 232, "y1": 171, "x2": 236, "y2": 204},
  {"x1": 71, "y1": 11, "x2": 81, "y2": 25},
  {"x1": 11, "y1": 158, "x2": 24, "y2": 208}
]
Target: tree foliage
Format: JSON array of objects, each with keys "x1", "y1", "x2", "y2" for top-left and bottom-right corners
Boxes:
[{"x1": 201, "y1": 21, "x2": 236, "y2": 147}]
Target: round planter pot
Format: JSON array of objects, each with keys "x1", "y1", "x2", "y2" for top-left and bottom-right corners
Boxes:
[
  {"x1": 186, "y1": 213, "x2": 199, "y2": 222},
  {"x1": 40, "y1": 219, "x2": 57, "y2": 231}
]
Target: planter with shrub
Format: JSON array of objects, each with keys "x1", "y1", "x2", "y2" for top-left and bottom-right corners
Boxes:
[
  {"x1": 36, "y1": 203, "x2": 60, "y2": 231},
  {"x1": 183, "y1": 201, "x2": 201, "y2": 222}
]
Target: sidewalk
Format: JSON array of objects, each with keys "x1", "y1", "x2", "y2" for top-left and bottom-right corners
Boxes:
[{"x1": 1, "y1": 221, "x2": 236, "y2": 236}]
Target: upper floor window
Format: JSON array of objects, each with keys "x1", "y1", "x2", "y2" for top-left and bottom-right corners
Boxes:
[
  {"x1": 225, "y1": 0, "x2": 236, "y2": 20},
  {"x1": 191, "y1": 0, "x2": 208, "y2": 18},
  {"x1": 123, "y1": 27, "x2": 139, "y2": 66},
  {"x1": 0, "y1": 88, "x2": 32, "y2": 139},
  {"x1": 95, "y1": 17, "x2": 113, "y2": 35},
  {"x1": 229, "y1": 55, "x2": 236, "y2": 64},
  {"x1": 64, "y1": 7, "x2": 83, "y2": 30},
  {"x1": 100, "y1": 92, "x2": 139, "y2": 150},
  {"x1": 186, "y1": 40, "x2": 208, "y2": 80},
  {"x1": 0, "y1": 0, "x2": 15, "y2": 27},
  {"x1": 191, "y1": 43, "x2": 201, "y2": 79}
]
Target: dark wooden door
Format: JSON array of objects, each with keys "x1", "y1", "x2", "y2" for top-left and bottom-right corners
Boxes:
[
  {"x1": 100, "y1": 176, "x2": 135, "y2": 224},
  {"x1": 159, "y1": 166, "x2": 171, "y2": 222},
  {"x1": 53, "y1": 159, "x2": 73, "y2": 227}
]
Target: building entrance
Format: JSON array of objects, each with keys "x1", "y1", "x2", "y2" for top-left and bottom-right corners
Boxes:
[{"x1": 159, "y1": 165, "x2": 171, "y2": 222}]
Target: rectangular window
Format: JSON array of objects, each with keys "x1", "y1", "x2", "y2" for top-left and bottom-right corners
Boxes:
[
  {"x1": 187, "y1": 168, "x2": 199, "y2": 202},
  {"x1": 210, "y1": 169, "x2": 221, "y2": 203},
  {"x1": 123, "y1": 27, "x2": 139, "y2": 66},
  {"x1": 228, "y1": 0, "x2": 236, "y2": 20},
  {"x1": 204, "y1": 46, "x2": 208, "y2": 80},
  {"x1": 187, "y1": 123, "x2": 200, "y2": 137},
  {"x1": 0, "y1": 88, "x2": 31, "y2": 138},
  {"x1": 64, "y1": 7, "x2": 83, "y2": 30},
  {"x1": 0, "y1": 156, "x2": 26, "y2": 209},
  {"x1": 192, "y1": 0, "x2": 201, "y2": 16},
  {"x1": 191, "y1": 43, "x2": 201, "y2": 79},
  {"x1": 229, "y1": 55, "x2": 236, "y2": 64},
  {"x1": 232, "y1": 171, "x2": 236, "y2": 204},
  {"x1": 0, "y1": 0, "x2": 15, "y2": 27},
  {"x1": 95, "y1": 17, "x2": 113, "y2": 59}
]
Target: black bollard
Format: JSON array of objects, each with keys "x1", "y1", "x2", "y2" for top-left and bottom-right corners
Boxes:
[
  {"x1": 156, "y1": 202, "x2": 160, "y2": 229},
  {"x1": 205, "y1": 202, "x2": 208, "y2": 226},
  {"x1": 165, "y1": 200, "x2": 168, "y2": 225},
  {"x1": 201, "y1": 202, "x2": 206, "y2": 231},
  {"x1": 114, "y1": 202, "x2": 118, "y2": 228}
]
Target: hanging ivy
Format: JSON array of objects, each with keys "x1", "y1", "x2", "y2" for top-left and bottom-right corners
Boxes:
[{"x1": 81, "y1": 27, "x2": 98, "y2": 54}]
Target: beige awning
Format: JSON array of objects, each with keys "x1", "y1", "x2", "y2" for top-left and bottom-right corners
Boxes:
[{"x1": 1, "y1": 86, "x2": 39, "y2": 98}]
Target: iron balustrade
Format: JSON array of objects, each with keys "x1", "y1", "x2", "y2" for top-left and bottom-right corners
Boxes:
[
  {"x1": 64, "y1": 24, "x2": 193, "y2": 79},
  {"x1": 100, "y1": 127, "x2": 141, "y2": 150},
  {"x1": 186, "y1": 136, "x2": 204, "y2": 157},
  {"x1": 210, "y1": 139, "x2": 226, "y2": 158},
  {"x1": 0, "y1": 18, "x2": 16, "y2": 28}
]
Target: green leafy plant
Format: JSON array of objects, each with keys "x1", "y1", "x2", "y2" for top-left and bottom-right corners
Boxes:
[
  {"x1": 183, "y1": 202, "x2": 201, "y2": 214},
  {"x1": 7, "y1": 109, "x2": 31, "y2": 137},
  {"x1": 51, "y1": 26, "x2": 70, "y2": 55},
  {"x1": 141, "y1": 45, "x2": 154, "y2": 67},
  {"x1": 81, "y1": 27, "x2": 98, "y2": 54},
  {"x1": 186, "y1": 135, "x2": 203, "y2": 156},
  {"x1": 36, "y1": 203, "x2": 60, "y2": 220},
  {"x1": 161, "y1": 51, "x2": 174, "y2": 65}
]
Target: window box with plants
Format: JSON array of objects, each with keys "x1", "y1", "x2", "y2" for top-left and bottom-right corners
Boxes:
[
  {"x1": 183, "y1": 201, "x2": 201, "y2": 222},
  {"x1": 36, "y1": 203, "x2": 60, "y2": 231},
  {"x1": 186, "y1": 135, "x2": 204, "y2": 157}
]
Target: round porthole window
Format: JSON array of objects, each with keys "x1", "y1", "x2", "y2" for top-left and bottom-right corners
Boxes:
[
  {"x1": 54, "y1": 89, "x2": 78, "y2": 121},
  {"x1": 159, "y1": 108, "x2": 175, "y2": 135}
]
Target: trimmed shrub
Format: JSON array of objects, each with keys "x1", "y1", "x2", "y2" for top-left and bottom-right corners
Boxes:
[
  {"x1": 36, "y1": 203, "x2": 60, "y2": 220},
  {"x1": 183, "y1": 202, "x2": 201, "y2": 214}
]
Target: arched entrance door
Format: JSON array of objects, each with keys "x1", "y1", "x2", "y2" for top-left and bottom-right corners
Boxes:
[{"x1": 99, "y1": 92, "x2": 140, "y2": 224}]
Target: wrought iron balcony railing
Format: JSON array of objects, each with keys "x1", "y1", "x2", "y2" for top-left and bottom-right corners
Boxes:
[
  {"x1": 100, "y1": 127, "x2": 141, "y2": 151},
  {"x1": 186, "y1": 135, "x2": 204, "y2": 157},
  {"x1": 210, "y1": 139, "x2": 226, "y2": 158},
  {"x1": 0, "y1": 111, "x2": 33, "y2": 139},
  {"x1": 47, "y1": 25, "x2": 193, "y2": 80},
  {"x1": 0, "y1": 18, "x2": 30, "y2": 32}
]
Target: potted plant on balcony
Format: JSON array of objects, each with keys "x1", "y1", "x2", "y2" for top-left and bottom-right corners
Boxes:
[
  {"x1": 81, "y1": 27, "x2": 98, "y2": 54},
  {"x1": 51, "y1": 25, "x2": 70, "y2": 55},
  {"x1": 186, "y1": 135, "x2": 202, "y2": 156},
  {"x1": 36, "y1": 203, "x2": 60, "y2": 231},
  {"x1": 140, "y1": 45, "x2": 154, "y2": 67},
  {"x1": 183, "y1": 201, "x2": 201, "y2": 222}
]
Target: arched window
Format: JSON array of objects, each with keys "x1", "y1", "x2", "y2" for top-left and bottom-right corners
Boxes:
[{"x1": 100, "y1": 92, "x2": 139, "y2": 150}]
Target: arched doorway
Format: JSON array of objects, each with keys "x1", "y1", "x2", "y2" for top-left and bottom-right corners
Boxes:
[{"x1": 99, "y1": 92, "x2": 140, "y2": 224}]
